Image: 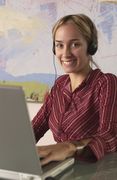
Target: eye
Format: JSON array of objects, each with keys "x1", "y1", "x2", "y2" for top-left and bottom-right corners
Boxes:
[
  {"x1": 55, "y1": 43, "x2": 64, "y2": 49},
  {"x1": 71, "y1": 42, "x2": 80, "y2": 48}
]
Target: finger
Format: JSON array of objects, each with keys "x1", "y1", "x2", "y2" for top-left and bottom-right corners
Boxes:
[
  {"x1": 41, "y1": 157, "x2": 51, "y2": 166},
  {"x1": 37, "y1": 146, "x2": 51, "y2": 157},
  {"x1": 41, "y1": 153, "x2": 56, "y2": 166},
  {"x1": 38, "y1": 149, "x2": 49, "y2": 156}
]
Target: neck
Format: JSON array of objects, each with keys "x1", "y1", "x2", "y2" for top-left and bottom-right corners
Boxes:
[{"x1": 69, "y1": 66, "x2": 91, "y2": 92}]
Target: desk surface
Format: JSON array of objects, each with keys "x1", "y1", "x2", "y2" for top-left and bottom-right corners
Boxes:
[
  {"x1": 56, "y1": 152, "x2": 117, "y2": 180},
  {"x1": 0, "y1": 153, "x2": 117, "y2": 180}
]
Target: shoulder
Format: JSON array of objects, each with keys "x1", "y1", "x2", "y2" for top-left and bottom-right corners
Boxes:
[
  {"x1": 98, "y1": 71, "x2": 117, "y2": 86},
  {"x1": 90, "y1": 69, "x2": 117, "y2": 93},
  {"x1": 50, "y1": 74, "x2": 69, "y2": 94},
  {"x1": 91, "y1": 69, "x2": 116, "y2": 84},
  {"x1": 54, "y1": 74, "x2": 69, "y2": 87},
  {"x1": 95, "y1": 71, "x2": 117, "y2": 105},
  {"x1": 93, "y1": 70, "x2": 117, "y2": 97}
]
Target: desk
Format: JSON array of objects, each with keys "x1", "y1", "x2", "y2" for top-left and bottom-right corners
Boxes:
[
  {"x1": 56, "y1": 152, "x2": 117, "y2": 180},
  {"x1": 0, "y1": 153, "x2": 117, "y2": 180}
]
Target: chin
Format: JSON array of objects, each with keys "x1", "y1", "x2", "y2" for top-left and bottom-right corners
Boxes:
[
  {"x1": 63, "y1": 69, "x2": 72, "y2": 73},
  {"x1": 63, "y1": 67, "x2": 77, "y2": 73}
]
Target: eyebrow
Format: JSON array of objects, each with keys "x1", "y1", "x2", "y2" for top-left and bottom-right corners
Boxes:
[{"x1": 55, "y1": 39, "x2": 80, "y2": 43}]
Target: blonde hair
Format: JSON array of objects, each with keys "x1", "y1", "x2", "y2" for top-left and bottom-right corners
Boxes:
[{"x1": 52, "y1": 14, "x2": 99, "y2": 67}]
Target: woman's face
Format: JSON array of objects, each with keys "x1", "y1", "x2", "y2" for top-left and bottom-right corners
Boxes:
[{"x1": 54, "y1": 21, "x2": 90, "y2": 74}]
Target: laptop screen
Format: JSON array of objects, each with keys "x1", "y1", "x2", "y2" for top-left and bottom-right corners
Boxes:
[
  {"x1": 0, "y1": 85, "x2": 42, "y2": 176},
  {"x1": 0, "y1": 85, "x2": 74, "y2": 179}
]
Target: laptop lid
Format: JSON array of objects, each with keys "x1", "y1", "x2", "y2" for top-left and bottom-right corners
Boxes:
[
  {"x1": 0, "y1": 85, "x2": 42, "y2": 176},
  {"x1": 0, "y1": 85, "x2": 74, "y2": 179}
]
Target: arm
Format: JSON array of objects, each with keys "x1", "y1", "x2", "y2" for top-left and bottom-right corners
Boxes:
[
  {"x1": 84, "y1": 74, "x2": 117, "y2": 160},
  {"x1": 68, "y1": 74, "x2": 117, "y2": 163},
  {"x1": 32, "y1": 87, "x2": 54, "y2": 143}
]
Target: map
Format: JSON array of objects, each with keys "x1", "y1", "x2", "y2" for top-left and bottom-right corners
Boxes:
[{"x1": 0, "y1": 0, "x2": 116, "y2": 101}]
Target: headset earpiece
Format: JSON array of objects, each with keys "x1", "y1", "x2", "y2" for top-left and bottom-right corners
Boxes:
[
  {"x1": 87, "y1": 42, "x2": 97, "y2": 55},
  {"x1": 53, "y1": 42, "x2": 55, "y2": 55}
]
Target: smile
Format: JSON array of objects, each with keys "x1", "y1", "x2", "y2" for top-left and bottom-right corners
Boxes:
[
  {"x1": 62, "y1": 60, "x2": 75, "y2": 66},
  {"x1": 63, "y1": 61, "x2": 71, "y2": 64}
]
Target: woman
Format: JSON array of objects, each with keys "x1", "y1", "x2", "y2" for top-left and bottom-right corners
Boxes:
[{"x1": 32, "y1": 14, "x2": 117, "y2": 165}]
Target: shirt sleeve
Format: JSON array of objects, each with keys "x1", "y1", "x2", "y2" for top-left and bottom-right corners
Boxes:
[
  {"x1": 86, "y1": 74, "x2": 117, "y2": 160},
  {"x1": 75, "y1": 146, "x2": 97, "y2": 163},
  {"x1": 32, "y1": 86, "x2": 54, "y2": 143}
]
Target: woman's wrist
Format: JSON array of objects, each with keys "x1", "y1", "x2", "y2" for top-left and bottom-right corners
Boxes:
[
  {"x1": 64, "y1": 141, "x2": 84, "y2": 157},
  {"x1": 69, "y1": 139, "x2": 92, "y2": 155},
  {"x1": 70, "y1": 141, "x2": 85, "y2": 156},
  {"x1": 64, "y1": 142, "x2": 77, "y2": 157},
  {"x1": 64, "y1": 139, "x2": 92, "y2": 158}
]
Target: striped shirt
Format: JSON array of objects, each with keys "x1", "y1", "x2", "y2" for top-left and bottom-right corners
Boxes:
[{"x1": 32, "y1": 69, "x2": 117, "y2": 161}]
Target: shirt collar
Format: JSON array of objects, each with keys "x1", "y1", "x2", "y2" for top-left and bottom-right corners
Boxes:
[{"x1": 62, "y1": 69, "x2": 102, "y2": 93}]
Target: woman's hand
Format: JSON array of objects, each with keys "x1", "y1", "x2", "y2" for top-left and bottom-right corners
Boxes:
[{"x1": 36, "y1": 142, "x2": 76, "y2": 165}]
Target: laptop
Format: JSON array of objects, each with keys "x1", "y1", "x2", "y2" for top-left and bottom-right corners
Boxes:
[{"x1": 0, "y1": 85, "x2": 74, "y2": 180}]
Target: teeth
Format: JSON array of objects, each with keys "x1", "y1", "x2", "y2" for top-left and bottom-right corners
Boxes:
[{"x1": 63, "y1": 61, "x2": 71, "y2": 65}]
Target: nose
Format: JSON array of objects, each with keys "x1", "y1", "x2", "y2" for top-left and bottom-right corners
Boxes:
[{"x1": 62, "y1": 45, "x2": 71, "y2": 57}]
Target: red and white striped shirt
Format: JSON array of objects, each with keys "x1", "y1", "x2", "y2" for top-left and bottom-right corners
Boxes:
[{"x1": 32, "y1": 69, "x2": 117, "y2": 161}]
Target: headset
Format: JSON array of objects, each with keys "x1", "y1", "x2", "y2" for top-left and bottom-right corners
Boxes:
[
  {"x1": 52, "y1": 41, "x2": 97, "y2": 56},
  {"x1": 87, "y1": 41, "x2": 97, "y2": 55}
]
